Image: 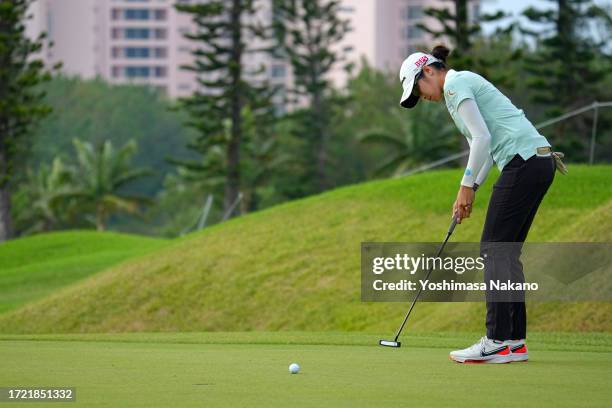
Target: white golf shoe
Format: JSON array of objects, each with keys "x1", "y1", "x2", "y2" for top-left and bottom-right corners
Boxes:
[
  {"x1": 449, "y1": 336, "x2": 511, "y2": 364},
  {"x1": 504, "y1": 339, "x2": 529, "y2": 362}
]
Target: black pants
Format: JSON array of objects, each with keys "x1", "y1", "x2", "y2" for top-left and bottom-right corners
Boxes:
[{"x1": 480, "y1": 153, "x2": 556, "y2": 341}]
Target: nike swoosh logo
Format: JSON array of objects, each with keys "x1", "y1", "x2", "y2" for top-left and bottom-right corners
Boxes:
[
  {"x1": 481, "y1": 346, "x2": 508, "y2": 357},
  {"x1": 447, "y1": 90, "x2": 456, "y2": 96}
]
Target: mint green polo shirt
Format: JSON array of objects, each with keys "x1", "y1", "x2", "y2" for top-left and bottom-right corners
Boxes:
[{"x1": 443, "y1": 69, "x2": 551, "y2": 171}]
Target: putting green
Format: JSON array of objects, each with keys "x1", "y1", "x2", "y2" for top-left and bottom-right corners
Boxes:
[{"x1": 1, "y1": 332, "x2": 610, "y2": 407}]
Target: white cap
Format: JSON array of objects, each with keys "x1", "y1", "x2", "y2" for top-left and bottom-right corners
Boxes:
[{"x1": 398, "y1": 52, "x2": 441, "y2": 109}]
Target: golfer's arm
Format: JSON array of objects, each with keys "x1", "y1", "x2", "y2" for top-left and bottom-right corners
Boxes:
[
  {"x1": 458, "y1": 98, "x2": 493, "y2": 188},
  {"x1": 464, "y1": 138, "x2": 494, "y2": 186},
  {"x1": 475, "y1": 153, "x2": 494, "y2": 186}
]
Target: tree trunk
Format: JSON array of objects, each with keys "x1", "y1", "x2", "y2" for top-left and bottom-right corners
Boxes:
[
  {"x1": 245, "y1": 188, "x2": 259, "y2": 213},
  {"x1": 0, "y1": 185, "x2": 12, "y2": 242},
  {"x1": 313, "y1": 91, "x2": 328, "y2": 192},
  {"x1": 96, "y1": 205, "x2": 106, "y2": 231},
  {"x1": 556, "y1": 0, "x2": 576, "y2": 103},
  {"x1": 0, "y1": 148, "x2": 13, "y2": 242},
  {"x1": 224, "y1": 0, "x2": 243, "y2": 216},
  {"x1": 455, "y1": 0, "x2": 470, "y2": 167},
  {"x1": 454, "y1": 0, "x2": 469, "y2": 51}
]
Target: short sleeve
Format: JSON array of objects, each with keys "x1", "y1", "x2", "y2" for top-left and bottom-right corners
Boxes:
[{"x1": 445, "y1": 79, "x2": 475, "y2": 112}]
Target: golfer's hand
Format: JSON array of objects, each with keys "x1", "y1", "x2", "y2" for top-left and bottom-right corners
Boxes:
[{"x1": 452, "y1": 185, "x2": 475, "y2": 224}]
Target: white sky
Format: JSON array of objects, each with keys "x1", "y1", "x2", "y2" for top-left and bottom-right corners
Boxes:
[
  {"x1": 480, "y1": 0, "x2": 611, "y2": 34},
  {"x1": 481, "y1": 0, "x2": 611, "y2": 19},
  {"x1": 480, "y1": 0, "x2": 611, "y2": 50}
]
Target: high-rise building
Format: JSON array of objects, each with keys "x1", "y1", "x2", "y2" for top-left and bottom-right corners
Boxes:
[
  {"x1": 27, "y1": 0, "x2": 198, "y2": 97},
  {"x1": 337, "y1": 0, "x2": 480, "y2": 80},
  {"x1": 26, "y1": 0, "x2": 479, "y2": 99}
]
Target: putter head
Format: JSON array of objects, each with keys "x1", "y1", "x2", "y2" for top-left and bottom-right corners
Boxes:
[{"x1": 379, "y1": 340, "x2": 401, "y2": 348}]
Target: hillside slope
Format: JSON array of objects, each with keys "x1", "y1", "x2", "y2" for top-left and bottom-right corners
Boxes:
[
  {"x1": 0, "y1": 165, "x2": 610, "y2": 333},
  {"x1": 0, "y1": 231, "x2": 167, "y2": 313}
]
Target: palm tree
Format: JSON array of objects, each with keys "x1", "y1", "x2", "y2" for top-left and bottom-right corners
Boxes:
[
  {"x1": 358, "y1": 103, "x2": 458, "y2": 176},
  {"x1": 68, "y1": 139, "x2": 153, "y2": 231},
  {"x1": 14, "y1": 157, "x2": 74, "y2": 234}
]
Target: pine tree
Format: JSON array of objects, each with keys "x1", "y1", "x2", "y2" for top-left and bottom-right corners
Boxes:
[
  {"x1": 0, "y1": 0, "x2": 55, "y2": 241},
  {"x1": 272, "y1": 0, "x2": 352, "y2": 192},
  {"x1": 175, "y1": 0, "x2": 277, "y2": 215},
  {"x1": 521, "y1": 0, "x2": 612, "y2": 158}
]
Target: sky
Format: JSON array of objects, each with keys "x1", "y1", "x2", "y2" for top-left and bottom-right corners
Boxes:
[
  {"x1": 481, "y1": 0, "x2": 553, "y2": 16},
  {"x1": 480, "y1": 0, "x2": 549, "y2": 36},
  {"x1": 481, "y1": 0, "x2": 611, "y2": 20},
  {"x1": 480, "y1": 0, "x2": 611, "y2": 46}
]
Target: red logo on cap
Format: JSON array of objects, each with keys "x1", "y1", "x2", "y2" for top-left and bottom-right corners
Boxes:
[{"x1": 415, "y1": 55, "x2": 429, "y2": 68}]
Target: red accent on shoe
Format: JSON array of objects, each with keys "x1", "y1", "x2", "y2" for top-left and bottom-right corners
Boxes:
[
  {"x1": 497, "y1": 346, "x2": 510, "y2": 355},
  {"x1": 513, "y1": 345, "x2": 527, "y2": 354}
]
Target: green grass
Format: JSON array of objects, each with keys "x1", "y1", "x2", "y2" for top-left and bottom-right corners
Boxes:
[
  {"x1": 1, "y1": 332, "x2": 610, "y2": 407},
  {"x1": 0, "y1": 165, "x2": 610, "y2": 334},
  {"x1": 0, "y1": 231, "x2": 168, "y2": 313}
]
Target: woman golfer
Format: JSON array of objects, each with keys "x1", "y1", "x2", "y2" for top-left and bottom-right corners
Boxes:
[{"x1": 398, "y1": 45, "x2": 566, "y2": 363}]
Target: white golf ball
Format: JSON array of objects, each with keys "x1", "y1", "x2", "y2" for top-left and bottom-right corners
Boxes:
[{"x1": 289, "y1": 363, "x2": 300, "y2": 374}]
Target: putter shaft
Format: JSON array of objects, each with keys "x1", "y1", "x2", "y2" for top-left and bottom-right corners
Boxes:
[
  {"x1": 385, "y1": 183, "x2": 478, "y2": 345},
  {"x1": 392, "y1": 216, "x2": 456, "y2": 341}
]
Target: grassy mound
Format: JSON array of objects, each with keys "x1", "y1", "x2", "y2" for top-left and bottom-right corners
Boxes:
[
  {"x1": 0, "y1": 231, "x2": 167, "y2": 313},
  {"x1": 0, "y1": 165, "x2": 610, "y2": 334}
]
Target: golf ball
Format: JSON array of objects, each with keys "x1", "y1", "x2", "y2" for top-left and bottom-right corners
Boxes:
[{"x1": 289, "y1": 363, "x2": 300, "y2": 374}]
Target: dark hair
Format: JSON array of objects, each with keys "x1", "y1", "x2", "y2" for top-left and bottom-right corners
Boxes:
[{"x1": 429, "y1": 44, "x2": 450, "y2": 70}]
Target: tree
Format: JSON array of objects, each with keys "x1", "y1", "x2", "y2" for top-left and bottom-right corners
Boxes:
[
  {"x1": 175, "y1": 0, "x2": 277, "y2": 215},
  {"x1": 13, "y1": 139, "x2": 153, "y2": 234},
  {"x1": 358, "y1": 103, "x2": 458, "y2": 177},
  {"x1": 0, "y1": 0, "x2": 55, "y2": 241},
  {"x1": 13, "y1": 157, "x2": 73, "y2": 234},
  {"x1": 148, "y1": 165, "x2": 224, "y2": 238},
  {"x1": 520, "y1": 0, "x2": 612, "y2": 158},
  {"x1": 66, "y1": 139, "x2": 153, "y2": 231},
  {"x1": 329, "y1": 59, "x2": 428, "y2": 182},
  {"x1": 161, "y1": 106, "x2": 287, "y2": 231},
  {"x1": 522, "y1": 0, "x2": 611, "y2": 109},
  {"x1": 272, "y1": 0, "x2": 353, "y2": 192},
  {"x1": 240, "y1": 106, "x2": 289, "y2": 211},
  {"x1": 29, "y1": 77, "x2": 197, "y2": 198}
]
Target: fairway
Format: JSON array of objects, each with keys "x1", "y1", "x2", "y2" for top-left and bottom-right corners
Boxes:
[{"x1": 1, "y1": 332, "x2": 610, "y2": 407}]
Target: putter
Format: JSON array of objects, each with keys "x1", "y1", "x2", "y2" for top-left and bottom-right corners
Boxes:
[{"x1": 379, "y1": 183, "x2": 478, "y2": 348}]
